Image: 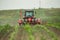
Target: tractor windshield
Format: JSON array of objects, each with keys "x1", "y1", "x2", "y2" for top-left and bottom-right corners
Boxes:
[{"x1": 25, "y1": 12, "x2": 33, "y2": 17}]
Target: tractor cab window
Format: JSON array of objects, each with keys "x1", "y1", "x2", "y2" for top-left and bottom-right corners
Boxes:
[{"x1": 25, "y1": 11, "x2": 34, "y2": 17}]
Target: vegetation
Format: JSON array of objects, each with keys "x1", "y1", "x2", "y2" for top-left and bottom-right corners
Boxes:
[
  {"x1": 0, "y1": 24, "x2": 59, "y2": 40},
  {"x1": 0, "y1": 24, "x2": 13, "y2": 40},
  {"x1": 0, "y1": 8, "x2": 60, "y2": 40},
  {"x1": 9, "y1": 25, "x2": 19, "y2": 40},
  {"x1": 0, "y1": 24, "x2": 12, "y2": 35}
]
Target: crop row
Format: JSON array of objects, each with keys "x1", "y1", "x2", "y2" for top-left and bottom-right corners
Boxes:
[
  {"x1": 46, "y1": 23, "x2": 60, "y2": 29},
  {"x1": 20, "y1": 24, "x2": 58, "y2": 40},
  {"x1": 0, "y1": 24, "x2": 12, "y2": 35},
  {"x1": 35, "y1": 25, "x2": 58, "y2": 40}
]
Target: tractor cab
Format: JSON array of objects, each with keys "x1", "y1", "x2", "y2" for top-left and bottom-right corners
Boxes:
[
  {"x1": 24, "y1": 10, "x2": 34, "y2": 19},
  {"x1": 23, "y1": 10, "x2": 35, "y2": 22}
]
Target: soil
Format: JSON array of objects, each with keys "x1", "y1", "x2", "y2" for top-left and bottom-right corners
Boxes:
[
  {"x1": 48, "y1": 27, "x2": 60, "y2": 40},
  {"x1": 14, "y1": 26, "x2": 60, "y2": 40},
  {"x1": 0, "y1": 26, "x2": 60, "y2": 40},
  {"x1": 0, "y1": 29, "x2": 13, "y2": 40}
]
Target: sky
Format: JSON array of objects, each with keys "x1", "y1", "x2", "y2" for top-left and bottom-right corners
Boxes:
[{"x1": 0, "y1": 0, "x2": 60, "y2": 10}]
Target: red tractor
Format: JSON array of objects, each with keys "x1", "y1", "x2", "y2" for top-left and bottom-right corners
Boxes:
[{"x1": 18, "y1": 10, "x2": 41, "y2": 25}]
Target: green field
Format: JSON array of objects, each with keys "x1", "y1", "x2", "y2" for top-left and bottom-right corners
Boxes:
[
  {"x1": 0, "y1": 8, "x2": 60, "y2": 40},
  {"x1": 0, "y1": 8, "x2": 60, "y2": 25}
]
